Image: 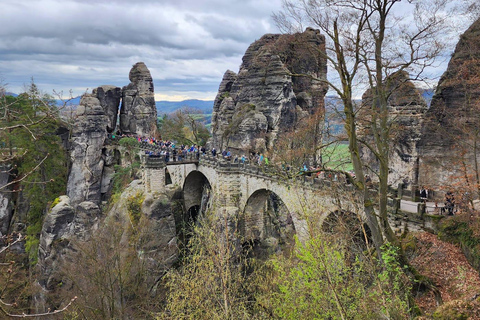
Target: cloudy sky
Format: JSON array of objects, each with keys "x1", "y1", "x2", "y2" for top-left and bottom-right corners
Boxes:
[
  {"x1": 1, "y1": 1, "x2": 476, "y2": 102},
  {"x1": 1, "y1": 0, "x2": 283, "y2": 101}
]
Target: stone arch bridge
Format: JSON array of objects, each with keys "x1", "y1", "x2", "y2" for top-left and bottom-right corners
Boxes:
[{"x1": 142, "y1": 154, "x2": 360, "y2": 242}]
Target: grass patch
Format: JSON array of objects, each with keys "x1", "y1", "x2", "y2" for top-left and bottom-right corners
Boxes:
[{"x1": 322, "y1": 143, "x2": 353, "y2": 172}]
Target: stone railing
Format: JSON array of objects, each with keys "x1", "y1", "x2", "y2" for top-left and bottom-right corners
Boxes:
[
  {"x1": 199, "y1": 154, "x2": 355, "y2": 191},
  {"x1": 141, "y1": 151, "x2": 356, "y2": 191},
  {"x1": 141, "y1": 152, "x2": 199, "y2": 168}
]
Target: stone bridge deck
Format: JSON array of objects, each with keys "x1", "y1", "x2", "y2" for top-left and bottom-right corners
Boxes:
[
  {"x1": 143, "y1": 153, "x2": 353, "y2": 191},
  {"x1": 141, "y1": 153, "x2": 360, "y2": 242}
]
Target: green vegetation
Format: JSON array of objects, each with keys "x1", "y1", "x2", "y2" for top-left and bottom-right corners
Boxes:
[
  {"x1": 164, "y1": 209, "x2": 413, "y2": 319},
  {"x1": 119, "y1": 136, "x2": 140, "y2": 148},
  {"x1": 111, "y1": 161, "x2": 140, "y2": 195},
  {"x1": 127, "y1": 192, "x2": 144, "y2": 227},
  {"x1": 322, "y1": 143, "x2": 353, "y2": 172},
  {"x1": 159, "y1": 108, "x2": 210, "y2": 145},
  {"x1": 1, "y1": 82, "x2": 68, "y2": 264}
]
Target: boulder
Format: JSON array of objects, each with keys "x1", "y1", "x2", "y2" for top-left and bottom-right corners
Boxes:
[
  {"x1": 37, "y1": 197, "x2": 101, "y2": 292},
  {"x1": 120, "y1": 62, "x2": 157, "y2": 137},
  {"x1": 37, "y1": 196, "x2": 75, "y2": 290}
]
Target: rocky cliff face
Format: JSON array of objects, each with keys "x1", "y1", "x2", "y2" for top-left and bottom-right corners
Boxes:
[
  {"x1": 210, "y1": 28, "x2": 327, "y2": 156},
  {"x1": 66, "y1": 86, "x2": 121, "y2": 208},
  {"x1": 418, "y1": 18, "x2": 480, "y2": 190},
  {"x1": 38, "y1": 63, "x2": 176, "y2": 310},
  {"x1": 120, "y1": 62, "x2": 157, "y2": 137},
  {"x1": 37, "y1": 197, "x2": 101, "y2": 292},
  {"x1": 360, "y1": 71, "x2": 428, "y2": 188},
  {"x1": 0, "y1": 166, "x2": 12, "y2": 236}
]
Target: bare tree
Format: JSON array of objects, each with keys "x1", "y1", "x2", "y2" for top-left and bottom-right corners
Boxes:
[
  {"x1": 159, "y1": 107, "x2": 210, "y2": 146},
  {"x1": 273, "y1": 0, "x2": 469, "y2": 258}
]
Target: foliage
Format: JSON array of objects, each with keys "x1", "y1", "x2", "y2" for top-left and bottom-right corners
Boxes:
[
  {"x1": 409, "y1": 232, "x2": 480, "y2": 315},
  {"x1": 438, "y1": 215, "x2": 480, "y2": 271},
  {"x1": 265, "y1": 236, "x2": 412, "y2": 320},
  {"x1": 0, "y1": 245, "x2": 32, "y2": 316},
  {"x1": 118, "y1": 136, "x2": 139, "y2": 148},
  {"x1": 60, "y1": 220, "x2": 153, "y2": 319},
  {"x1": 269, "y1": 236, "x2": 369, "y2": 319},
  {"x1": 111, "y1": 161, "x2": 140, "y2": 195},
  {"x1": 375, "y1": 243, "x2": 412, "y2": 318},
  {"x1": 127, "y1": 192, "x2": 144, "y2": 227},
  {"x1": 0, "y1": 82, "x2": 68, "y2": 265},
  {"x1": 159, "y1": 107, "x2": 210, "y2": 146},
  {"x1": 322, "y1": 143, "x2": 353, "y2": 172},
  {"x1": 163, "y1": 213, "x2": 255, "y2": 319}
]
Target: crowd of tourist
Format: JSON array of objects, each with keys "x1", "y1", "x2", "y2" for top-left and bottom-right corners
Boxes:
[
  {"x1": 118, "y1": 134, "x2": 470, "y2": 214},
  {"x1": 113, "y1": 134, "x2": 352, "y2": 183}
]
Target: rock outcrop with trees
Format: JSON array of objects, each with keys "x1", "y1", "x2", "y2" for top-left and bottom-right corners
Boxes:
[{"x1": 2, "y1": 3, "x2": 480, "y2": 318}]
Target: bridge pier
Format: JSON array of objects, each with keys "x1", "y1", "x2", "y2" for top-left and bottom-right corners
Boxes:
[{"x1": 142, "y1": 156, "x2": 166, "y2": 194}]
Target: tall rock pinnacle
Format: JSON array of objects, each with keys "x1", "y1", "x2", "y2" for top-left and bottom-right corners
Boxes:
[
  {"x1": 120, "y1": 62, "x2": 157, "y2": 137},
  {"x1": 418, "y1": 18, "x2": 480, "y2": 189},
  {"x1": 209, "y1": 28, "x2": 328, "y2": 158}
]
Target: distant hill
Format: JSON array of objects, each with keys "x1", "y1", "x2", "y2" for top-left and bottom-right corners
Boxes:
[
  {"x1": 156, "y1": 99, "x2": 214, "y2": 114},
  {"x1": 5, "y1": 92, "x2": 18, "y2": 97},
  {"x1": 52, "y1": 97, "x2": 215, "y2": 115}
]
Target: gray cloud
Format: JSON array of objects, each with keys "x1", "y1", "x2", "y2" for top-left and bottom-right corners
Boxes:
[{"x1": 0, "y1": 0, "x2": 282, "y2": 100}]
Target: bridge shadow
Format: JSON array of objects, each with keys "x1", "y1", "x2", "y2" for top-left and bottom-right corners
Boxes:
[
  {"x1": 322, "y1": 210, "x2": 372, "y2": 262},
  {"x1": 241, "y1": 189, "x2": 296, "y2": 259},
  {"x1": 174, "y1": 171, "x2": 212, "y2": 248}
]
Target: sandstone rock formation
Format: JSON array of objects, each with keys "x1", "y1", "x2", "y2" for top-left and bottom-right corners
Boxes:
[
  {"x1": 94, "y1": 85, "x2": 122, "y2": 133},
  {"x1": 418, "y1": 18, "x2": 480, "y2": 191},
  {"x1": 360, "y1": 71, "x2": 428, "y2": 188},
  {"x1": 120, "y1": 62, "x2": 157, "y2": 137},
  {"x1": 0, "y1": 166, "x2": 12, "y2": 236},
  {"x1": 37, "y1": 196, "x2": 101, "y2": 291},
  {"x1": 67, "y1": 86, "x2": 121, "y2": 207},
  {"x1": 210, "y1": 28, "x2": 327, "y2": 156}
]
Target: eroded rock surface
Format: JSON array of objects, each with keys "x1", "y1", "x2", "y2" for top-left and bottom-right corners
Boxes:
[
  {"x1": 67, "y1": 86, "x2": 121, "y2": 207},
  {"x1": 94, "y1": 85, "x2": 122, "y2": 133},
  {"x1": 210, "y1": 28, "x2": 327, "y2": 155},
  {"x1": 38, "y1": 197, "x2": 101, "y2": 291},
  {"x1": 0, "y1": 166, "x2": 12, "y2": 236},
  {"x1": 360, "y1": 71, "x2": 428, "y2": 188},
  {"x1": 418, "y1": 18, "x2": 480, "y2": 190},
  {"x1": 120, "y1": 62, "x2": 157, "y2": 137}
]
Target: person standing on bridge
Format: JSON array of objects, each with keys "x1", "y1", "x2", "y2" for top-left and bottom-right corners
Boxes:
[
  {"x1": 420, "y1": 187, "x2": 428, "y2": 203},
  {"x1": 445, "y1": 191, "x2": 455, "y2": 215}
]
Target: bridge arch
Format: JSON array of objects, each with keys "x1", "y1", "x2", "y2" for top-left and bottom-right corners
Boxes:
[
  {"x1": 183, "y1": 171, "x2": 212, "y2": 222},
  {"x1": 241, "y1": 188, "x2": 295, "y2": 251},
  {"x1": 322, "y1": 210, "x2": 372, "y2": 261},
  {"x1": 165, "y1": 168, "x2": 172, "y2": 185}
]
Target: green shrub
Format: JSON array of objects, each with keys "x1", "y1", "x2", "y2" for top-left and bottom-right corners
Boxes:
[{"x1": 126, "y1": 192, "x2": 144, "y2": 227}]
